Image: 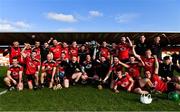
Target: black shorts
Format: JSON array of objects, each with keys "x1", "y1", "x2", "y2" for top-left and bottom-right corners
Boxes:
[
  {"x1": 167, "y1": 82, "x2": 176, "y2": 93},
  {"x1": 26, "y1": 75, "x2": 35, "y2": 82}
]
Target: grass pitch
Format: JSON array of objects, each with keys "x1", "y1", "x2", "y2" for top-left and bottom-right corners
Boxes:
[{"x1": 0, "y1": 66, "x2": 180, "y2": 111}]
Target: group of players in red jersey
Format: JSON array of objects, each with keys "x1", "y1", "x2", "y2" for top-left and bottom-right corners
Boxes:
[{"x1": 2, "y1": 34, "x2": 180, "y2": 95}]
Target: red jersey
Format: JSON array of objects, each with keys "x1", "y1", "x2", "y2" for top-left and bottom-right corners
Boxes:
[
  {"x1": 126, "y1": 62, "x2": 140, "y2": 79},
  {"x1": 10, "y1": 47, "x2": 23, "y2": 64},
  {"x1": 117, "y1": 43, "x2": 131, "y2": 60},
  {"x1": 116, "y1": 73, "x2": 132, "y2": 89},
  {"x1": 25, "y1": 57, "x2": 39, "y2": 75},
  {"x1": 32, "y1": 47, "x2": 41, "y2": 61},
  {"x1": 141, "y1": 56, "x2": 155, "y2": 74},
  {"x1": 50, "y1": 45, "x2": 62, "y2": 60},
  {"x1": 21, "y1": 48, "x2": 32, "y2": 64},
  {"x1": 151, "y1": 74, "x2": 167, "y2": 92},
  {"x1": 8, "y1": 64, "x2": 23, "y2": 79},
  {"x1": 100, "y1": 47, "x2": 110, "y2": 59},
  {"x1": 24, "y1": 48, "x2": 32, "y2": 57},
  {"x1": 42, "y1": 60, "x2": 57, "y2": 74},
  {"x1": 69, "y1": 47, "x2": 78, "y2": 58},
  {"x1": 61, "y1": 47, "x2": 69, "y2": 59}
]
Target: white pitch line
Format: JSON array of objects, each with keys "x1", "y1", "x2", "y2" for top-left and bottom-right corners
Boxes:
[{"x1": 0, "y1": 89, "x2": 8, "y2": 96}]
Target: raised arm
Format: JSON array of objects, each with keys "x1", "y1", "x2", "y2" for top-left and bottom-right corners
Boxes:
[
  {"x1": 21, "y1": 44, "x2": 28, "y2": 58},
  {"x1": 126, "y1": 37, "x2": 133, "y2": 47},
  {"x1": 132, "y1": 45, "x2": 140, "y2": 59},
  {"x1": 47, "y1": 37, "x2": 54, "y2": 44},
  {"x1": 119, "y1": 61, "x2": 129, "y2": 68},
  {"x1": 161, "y1": 34, "x2": 170, "y2": 47},
  {"x1": 132, "y1": 45, "x2": 145, "y2": 66},
  {"x1": 3, "y1": 48, "x2": 10, "y2": 56}
]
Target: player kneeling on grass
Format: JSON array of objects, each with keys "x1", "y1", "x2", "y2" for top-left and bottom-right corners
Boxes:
[
  {"x1": 21, "y1": 47, "x2": 40, "y2": 90},
  {"x1": 4, "y1": 57, "x2": 23, "y2": 91},
  {"x1": 113, "y1": 68, "x2": 149, "y2": 94},
  {"x1": 113, "y1": 68, "x2": 134, "y2": 93},
  {"x1": 40, "y1": 54, "x2": 57, "y2": 89},
  {"x1": 64, "y1": 56, "x2": 82, "y2": 88},
  {"x1": 103, "y1": 56, "x2": 123, "y2": 89}
]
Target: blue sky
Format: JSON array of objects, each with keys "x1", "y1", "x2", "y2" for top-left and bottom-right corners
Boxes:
[{"x1": 0, "y1": 0, "x2": 180, "y2": 32}]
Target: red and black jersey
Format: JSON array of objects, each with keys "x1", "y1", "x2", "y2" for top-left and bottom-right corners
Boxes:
[
  {"x1": 69, "y1": 47, "x2": 78, "y2": 58},
  {"x1": 9, "y1": 47, "x2": 23, "y2": 64},
  {"x1": 141, "y1": 56, "x2": 155, "y2": 74},
  {"x1": 126, "y1": 62, "x2": 140, "y2": 79},
  {"x1": 25, "y1": 56, "x2": 39, "y2": 75},
  {"x1": 42, "y1": 60, "x2": 57, "y2": 74},
  {"x1": 61, "y1": 47, "x2": 69, "y2": 59},
  {"x1": 50, "y1": 45, "x2": 62, "y2": 60},
  {"x1": 116, "y1": 43, "x2": 131, "y2": 60},
  {"x1": 100, "y1": 47, "x2": 110, "y2": 59},
  {"x1": 32, "y1": 47, "x2": 41, "y2": 61},
  {"x1": 8, "y1": 64, "x2": 23, "y2": 79},
  {"x1": 151, "y1": 74, "x2": 167, "y2": 92},
  {"x1": 115, "y1": 73, "x2": 132, "y2": 90}
]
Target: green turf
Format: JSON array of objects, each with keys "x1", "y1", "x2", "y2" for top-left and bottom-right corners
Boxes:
[{"x1": 0, "y1": 66, "x2": 180, "y2": 111}]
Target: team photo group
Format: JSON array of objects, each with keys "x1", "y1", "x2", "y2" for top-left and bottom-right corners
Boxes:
[{"x1": 3, "y1": 34, "x2": 180, "y2": 96}]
